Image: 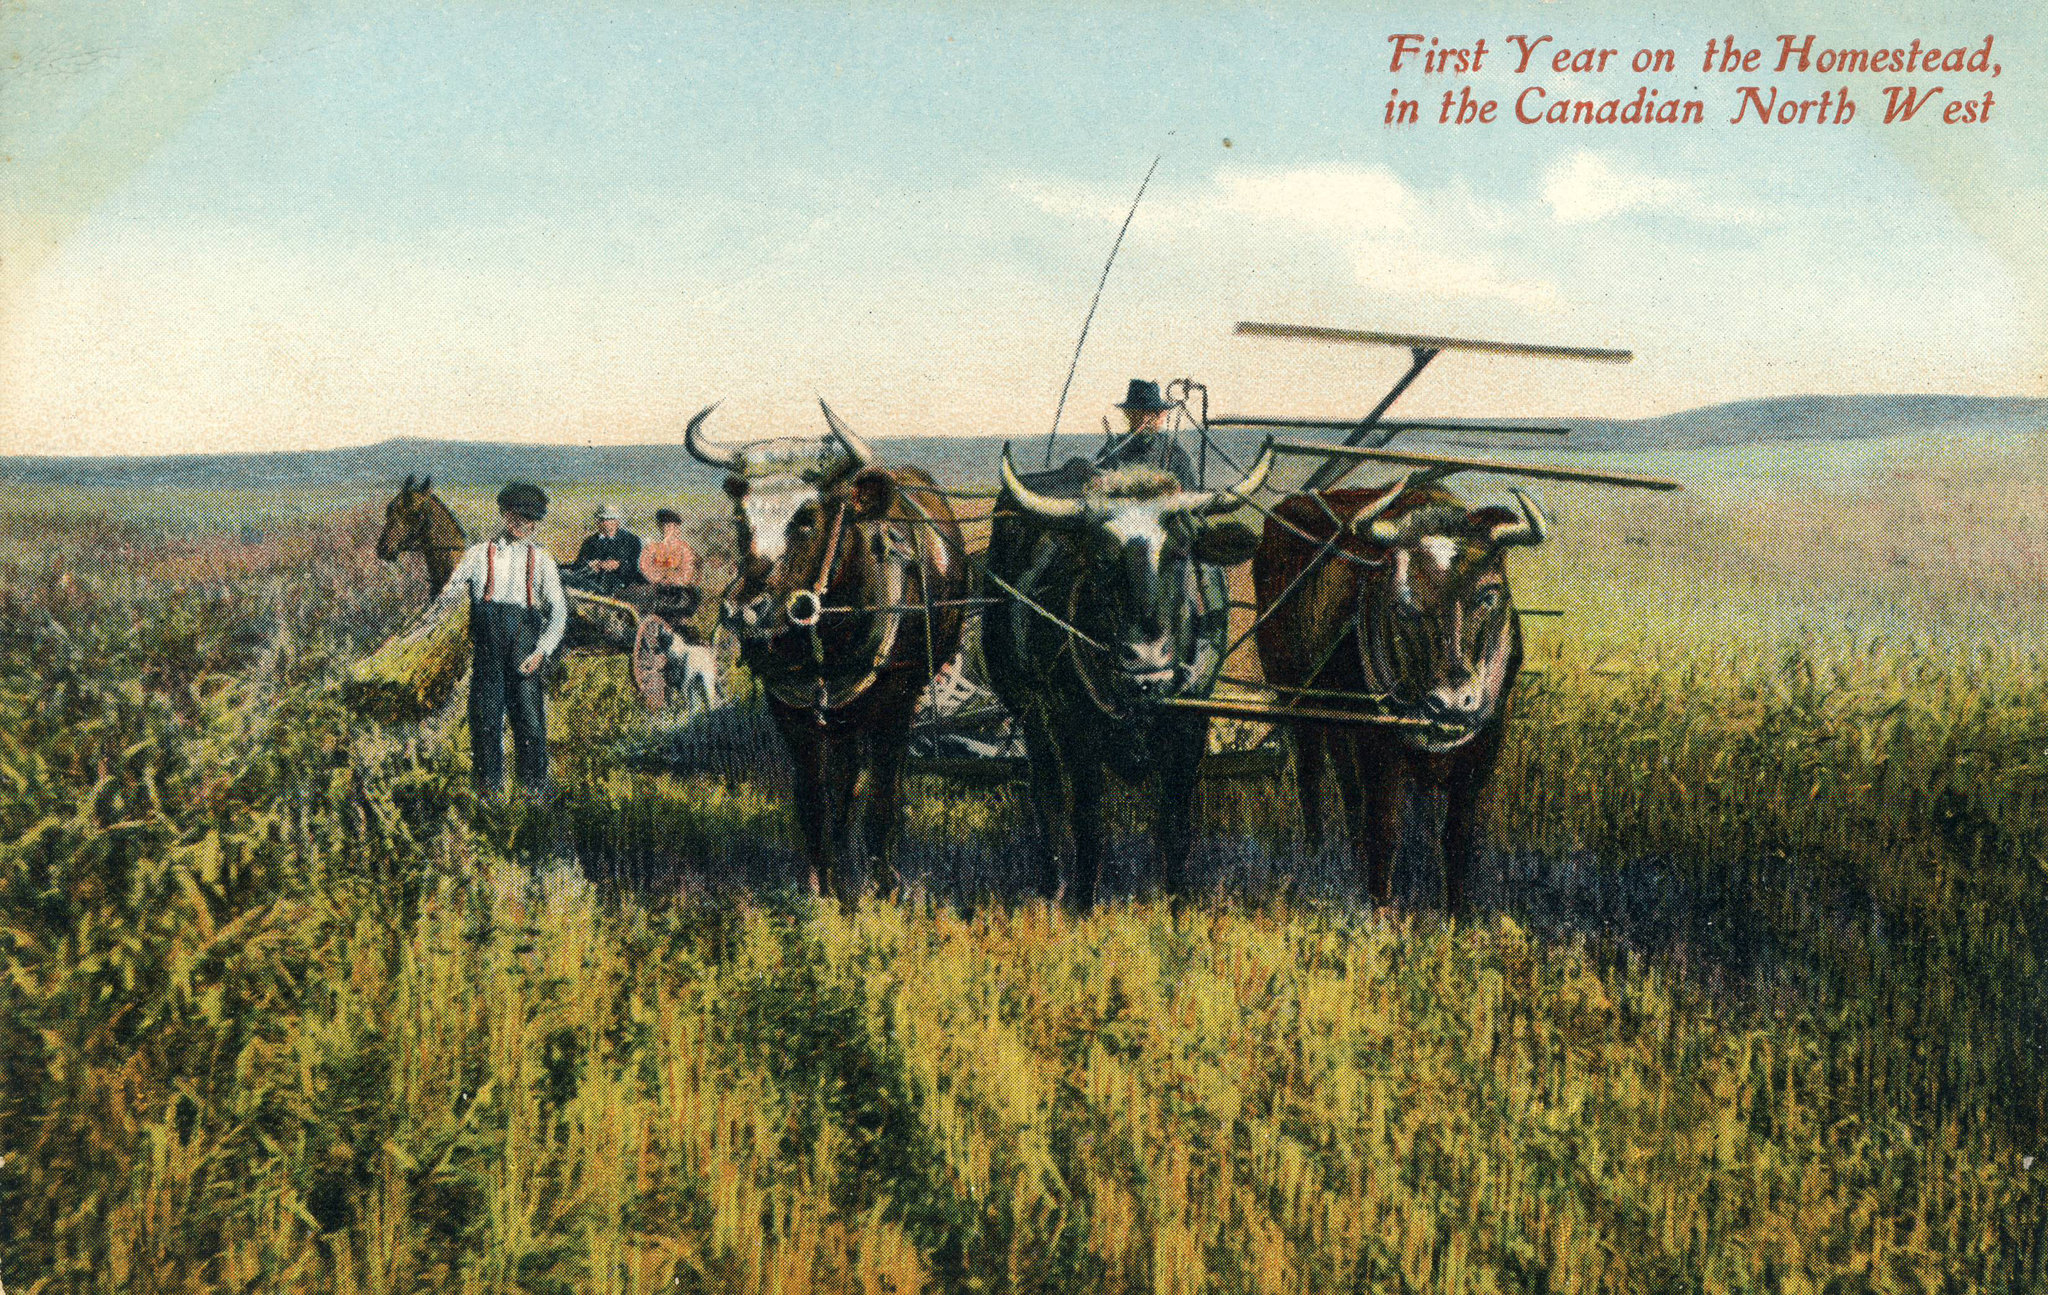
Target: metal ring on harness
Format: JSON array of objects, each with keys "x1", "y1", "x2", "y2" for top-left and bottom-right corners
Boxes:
[
  {"x1": 763, "y1": 518, "x2": 921, "y2": 719},
  {"x1": 786, "y1": 588, "x2": 822, "y2": 627}
]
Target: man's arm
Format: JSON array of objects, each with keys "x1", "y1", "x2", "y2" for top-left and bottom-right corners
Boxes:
[
  {"x1": 532, "y1": 552, "x2": 569, "y2": 659},
  {"x1": 404, "y1": 544, "x2": 479, "y2": 639},
  {"x1": 435, "y1": 545, "x2": 482, "y2": 609}
]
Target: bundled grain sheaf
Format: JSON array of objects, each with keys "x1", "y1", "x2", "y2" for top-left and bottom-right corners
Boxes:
[{"x1": 342, "y1": 600, "x2": 468, "y2": 723}]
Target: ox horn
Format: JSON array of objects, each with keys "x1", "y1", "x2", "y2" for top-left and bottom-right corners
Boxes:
[
  {"x1": 818, "y1": 398, "x2": 876, "y2": 469},
  {"x1": 1489, "y1": 488, "x2": 1549, "y2": 547},
  {"x1": 683, "y1": 402, "x2": 743, "y2": 472},
  {"x1": 998, "y1": 443, "x2": 1086, "y2": 522},
  {"x1": 1178, "y1": 442, "x2": 1278, "y2": 516}
]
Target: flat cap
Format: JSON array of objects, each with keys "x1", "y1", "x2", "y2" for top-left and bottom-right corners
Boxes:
[{"x1": 496, "y1": 482, "x2": 548, "y2": 521}]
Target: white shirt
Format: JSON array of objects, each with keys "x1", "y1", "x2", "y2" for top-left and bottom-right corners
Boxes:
[{"x1": 438, "y1": 536, "x2": 569, "y2": 657}]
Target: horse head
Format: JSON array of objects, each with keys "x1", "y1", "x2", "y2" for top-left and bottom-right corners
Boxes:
[
  {"x1": 376, "y1": 475, "x2": 465, "y2": 597},
  {"x1": 377, "y1": 475, "x2": 434, "y2": 560}
]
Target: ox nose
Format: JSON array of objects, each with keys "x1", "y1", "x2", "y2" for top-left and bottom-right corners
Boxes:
[
  {"x1": 1424, "y1": 679, "x2": 1486, "y2": 724},
  {"x1": 1118, "y1": 639, "x2": 1176, "y2": 691}
]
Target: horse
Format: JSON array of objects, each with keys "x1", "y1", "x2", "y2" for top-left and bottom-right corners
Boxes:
[{"x1": 375, "y1": 474, "x2": 466, "y2": 596}]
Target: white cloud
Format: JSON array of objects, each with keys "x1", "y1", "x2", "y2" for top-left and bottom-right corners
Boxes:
[
  {"x1": 1212, "y1": 166, "x2": 1417, "y2": 236},
  {"x1": 1007, "y1": 164, "x2": 1556, "y2": 308},
  {"x1": 1542, "y1": 151, "x2": 1767, "y2": 225}
]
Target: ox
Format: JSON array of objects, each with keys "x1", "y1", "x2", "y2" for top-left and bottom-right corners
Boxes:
[
  {"x1": 1253, "y1": 479, "x2": 1547, "y2": 914},
  {"x1": 686, "y1": 404, "x2": 968, "y2": 904},
  {"x1": 984, "y1": 444, "x2": 1271, "y2": 910}
]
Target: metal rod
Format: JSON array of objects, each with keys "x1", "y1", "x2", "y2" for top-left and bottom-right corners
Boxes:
[
  {"x1": 1212, "y1": 674, "x2": 1400, "y2": 706},
  {"x1": 1210, "y1": 417, "x2": 1569, "y2": 436},
  {"x1": 1236, "y1": 321, "x2": 1634, "y2": 363},
  {"x1": 1302, "y1": 345, "x2": 1437, "y2": 492},
  {"x1": 1271, "y1": 441, "x2": 1683, "y2": 491},
  {"x1": 817, "y1": 598, "x2": 1001, "y2": 615},
  {"x1": 1047, "y1": 155, "x2": 1161, "y2": 467},
  {"x1": 1153, "y1": 696, "x2": 1432, "y2": 728}
]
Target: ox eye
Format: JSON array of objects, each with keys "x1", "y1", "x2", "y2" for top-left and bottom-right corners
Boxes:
[{"x1": 1473, "y1": 587, "x2": 1502, "y2": 613}]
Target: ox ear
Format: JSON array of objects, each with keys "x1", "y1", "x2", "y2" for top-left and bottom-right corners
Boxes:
[
  {"x1": 1464, "y1": 505, "x2": 1519, "y2": 537},
  {"x1": 1190, "y1": 520, "x2": 1258, "y2": 568},
  {"x1": 418, "y1": 475, "x2": 431, "y2": 492},
  {"x1": 402, "y1": 473, "x2": 417, "y2": 492},
  {"x1": 1473, "y1": 489, "x2": 1548, "y2": 548},
  {"x1": 723, "y1": 475, "x2": 751, "y2": 503},
  {"x1": 850, "y1": 468, "x2": 897, "y2": 520}
]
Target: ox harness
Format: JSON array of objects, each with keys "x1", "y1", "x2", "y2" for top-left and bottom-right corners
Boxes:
[
  {"x1": 989, "y1": 514, "x2": 1230, "y2": 724},
  {"x1": 757, "y1": 495, "x2": 959, "y2": 725}
]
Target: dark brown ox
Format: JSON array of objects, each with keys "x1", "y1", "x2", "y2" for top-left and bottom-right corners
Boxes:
[
  {"x1": 984, "y1": 444, "x2": 1271, "y2": 911},
  {"x1": 686, "y1": 404, "x2": 968, "y2": 903},
  {"x1": 1253, "y1": 480, "x2": 1547, "y2": 914}
]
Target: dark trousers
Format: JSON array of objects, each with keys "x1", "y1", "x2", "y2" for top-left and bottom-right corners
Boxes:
[{"x1": 469, "y1": 601, "x2": 549, "y2": 792}]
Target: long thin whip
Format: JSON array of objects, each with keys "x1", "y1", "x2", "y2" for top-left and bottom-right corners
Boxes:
[{"x1": 1045, "y1": 154, "x2": 1161, "y2": 467}]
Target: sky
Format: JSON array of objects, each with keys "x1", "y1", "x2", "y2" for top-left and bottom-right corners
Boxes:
[{"x1": 1, "y1": 0, "x2": 2043, "y2": 456}]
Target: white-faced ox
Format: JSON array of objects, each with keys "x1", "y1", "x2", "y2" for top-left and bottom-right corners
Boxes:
[
  {"x1": 686, "y1": 404, "x2": 967, "y2": 905},
  {"x1": 982, "y1": 443, "x2": 1272, "y2": 911},
  {"x1": 1252, "y1": 480, "x2": 1547, "y2": 914}
]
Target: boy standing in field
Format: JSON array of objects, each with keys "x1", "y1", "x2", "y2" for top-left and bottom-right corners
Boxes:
[{"x1": 435, "y1": 482, "x2": 569, "y2": 794}]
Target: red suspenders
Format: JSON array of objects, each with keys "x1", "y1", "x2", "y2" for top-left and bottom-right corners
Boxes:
[{"x1": 478, "y1": 541, "x2": 540, "y2": 608}]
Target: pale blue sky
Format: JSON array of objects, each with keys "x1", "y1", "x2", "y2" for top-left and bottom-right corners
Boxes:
[{"x1": 3, "y1": 1, "x2": 2041, "y2": 454}]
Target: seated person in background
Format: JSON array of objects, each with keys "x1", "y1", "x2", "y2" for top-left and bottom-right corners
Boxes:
[
  {"x1": 566, "y1": 503, "x2": 645, "y2": 596},
  {"x1": 638, "y1": 508, "x2": 702, "y2": 619},
  {"x1": 1096, "y1": 378, "x2": 1196, "y2": 488}
]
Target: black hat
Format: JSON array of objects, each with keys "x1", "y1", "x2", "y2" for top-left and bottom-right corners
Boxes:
[
  {"x1": 496, "y1": 482, "x2": 548, "y2": 522},
  {"x1": 654, "y1": 508, "x2": 682, "y2": 527},
  {"x1": 1115, "y1": 379, "x2": 1172, "y2": 412}
]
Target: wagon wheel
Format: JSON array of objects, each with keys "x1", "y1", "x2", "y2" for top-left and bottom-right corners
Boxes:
[{"x1": 631, "y1": 613, "x2": 672, "y2": 711}]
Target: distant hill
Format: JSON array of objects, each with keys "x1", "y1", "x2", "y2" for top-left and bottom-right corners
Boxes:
[
  {"x1": 1550, "y1": 394, "x2": 2048, "y2": 453},
  {"x1": 2, "y1": 395, "x2": 2041, "y2": 493}
]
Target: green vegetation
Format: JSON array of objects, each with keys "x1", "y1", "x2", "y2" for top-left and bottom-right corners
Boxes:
[{"x1": 1, "y1": 439, "x2": 2045, "y2": 1293}]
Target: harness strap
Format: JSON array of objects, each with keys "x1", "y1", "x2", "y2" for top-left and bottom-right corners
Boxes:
[
  {"x1": 769, "y1": 522, "x2": 917, "y2": 716},
  {"x1": 978, "y1": 562, "x2": 1109, "y2": 653}
]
